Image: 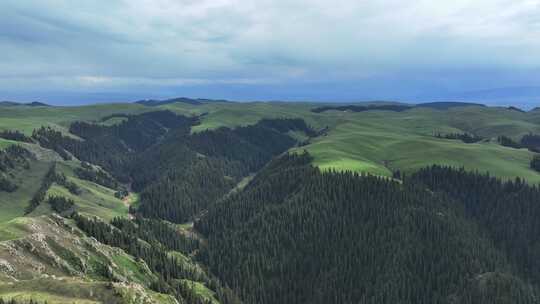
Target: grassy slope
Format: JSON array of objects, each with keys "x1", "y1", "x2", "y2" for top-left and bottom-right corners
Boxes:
[
  {"x1": 30, "y1": 162, "x2": 127, "y2": 221},
  {"x1": 0, "y1": 104, "x2": 149, "y2": 135},
  {"x1": 0, "y1": 279, "x2": 109, "y2": 304},
  {"x1": 160, "y1": 101, "x2": 333, "y2": 131},
  {"x1": 179, "y1": 279, "x2": 219, "y2": 304},
  {"x1": 0, "y1": 217, "x2": 33, "y2": 242},
  {"x1": 0, "y1": 103, "x2": 140, "y2": 224},
  {"x1": 164, "y1": 102, "x2": 540, "y2": 182},
  {"x1": 2, "y1": 102, "x2": 539, "y2": 301},
  {"x1": 0, "y1": 216, "x2": 175, "y2": 303},
  {"x1": 2, "y1": 101, "x2": 540, "y2": 183},
  {"x1": 297, "y1": 108, "x2": 540, "y2": 181},
  {"x1": 0, "y1": 159, "x2": 127, "y2": 224},
  {"x1": 0, "y1": 139, "x2": 16, "y2": 150},
  {"x1": 0, "y1": 159, "x2": 50, "y2": 223},
  {"x1": 53, "y1": 161, "x2": 128, "y2": 220}
]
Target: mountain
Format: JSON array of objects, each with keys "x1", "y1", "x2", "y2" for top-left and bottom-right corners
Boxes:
[
  {"x1": 0, "y1": 101, "x2": 51, "y2": 107},
  {"x1": 0, "y1": 101, "x2": 20, "y2": 106},
  {"x1": 508, "y1": 106, "x2": 526, "y2": 113},
  {"x1": 445, "y1": 86, "x2": 540, "y2": 109},
  {"x1": 457, "y1": 86, "x2": 540, "y2": 100},
  {"x1": 27, "y1": 101, "x2": 51, "y2": 107},
  {"x1": 1, "y1": 100, "x2": 540, "y2": 303}
]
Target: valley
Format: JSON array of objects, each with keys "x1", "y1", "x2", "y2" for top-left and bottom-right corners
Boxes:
[{"x1": 1, "y1": 100, "x2": 540, "y2": 303}]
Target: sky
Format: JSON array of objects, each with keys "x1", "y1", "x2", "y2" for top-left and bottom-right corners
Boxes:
[{"x1": 1, "y1": 0, "x2": 539, "y2": 107}]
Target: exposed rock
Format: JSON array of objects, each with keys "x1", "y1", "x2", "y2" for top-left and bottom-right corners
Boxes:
[{"x1": 0, "y1": 259, "x2": 14, "y2": 274}]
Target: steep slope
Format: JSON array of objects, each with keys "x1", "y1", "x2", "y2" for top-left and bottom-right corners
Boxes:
[
  {"x1": 29, "y1": 110, "x2": 315, "y2": 223},
  {"x1": 3, "y1": 101, "x2": 540, "y2": 303},
  {"x1": 0, "y1": 111, "x2": 316, "y2": 302},
  {"x1": 0, "y1": 146, "x2": 53, "y2": 222},
  {"x1": 0, "y1": 215, "x2": 176, "y2": 303},
  {"x1": 38, "y1": 161, "x2": 129, "y2": 221},
  {"x1": 196, "y1": 153, "x2": 538, "y2": 304}
]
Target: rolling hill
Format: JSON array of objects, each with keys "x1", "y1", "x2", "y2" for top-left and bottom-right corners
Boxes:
[
  {"x1": 2, "y1": 99, "x2": 540, "y2": 303},
  {"x1": 156, "y1": 101, "x2": 540, "y2": 182}
]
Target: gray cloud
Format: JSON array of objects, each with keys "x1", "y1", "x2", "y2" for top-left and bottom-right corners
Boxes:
[{"x1": 0, "y1": 0, "x2": 539, "y2": 105}]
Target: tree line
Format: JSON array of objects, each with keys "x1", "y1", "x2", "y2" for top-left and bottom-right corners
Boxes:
[
  {"x1": 46, "y1": 195, "x2": 75, "y2": 214},
  {"x1": 498, "y1": 133, "x2": 540, "y2": 152},
  {"x1": 0, "y1": 129, "x2": 33, "y2": 143},
  {"x1": 434, "y1": 132, "x2": 483, "y2": 143}
]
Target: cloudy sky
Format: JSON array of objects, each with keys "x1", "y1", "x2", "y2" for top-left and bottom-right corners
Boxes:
[{"x1": 1, "y1": 0, "x2": 539, "y2": 106}]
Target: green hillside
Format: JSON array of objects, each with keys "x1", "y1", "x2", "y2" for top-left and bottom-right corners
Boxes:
[
  {"x1": 0, "y1": 159, "x2": 50, "y2": 223},
  {"x1": 2, "y1": 101, "x2": 540, "y2": 303},
  {"x1": 0, "y1": 139, "x2": 15, "y2": 150},
  {"x1": 0, "y1": 103, "x2": 149, "y2": 135},
  {"x1": 2, "y1": 101, "x2": 540, "y2": 183},
  {"x1": 294, "y1": 110, "x2": 540, "y2": 181},
  {"x1": 50, "y1": 161, "x2": 128, "y2": 220},
  {"x1": 161, "y1": 101, "x2": 540, "y2": 182},
  {"x1": 0, "y1": 157, "x2": 127, "y2": 224},
  {"x1": 0, "y1": 216, "x2": 175, "y2": 303}
]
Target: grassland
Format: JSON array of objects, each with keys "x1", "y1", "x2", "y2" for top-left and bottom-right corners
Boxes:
[
  {"x1": 163, "y1": 102, "x2": 540, "y2": 183},
  {"x1": 0, "y1": 217, "x2": 33, "y2": 241},
  {"x1": 160, "y1": 101, "x2": 334, "y2": 131},
  {"x1": 2, "y1": 101, "x2": 540, "y2": 188},
  {"x1": 2, "y1": 101, "x2": 539, "y2": 302},
  {"x1": 48, "y1": 161, "x2": 129, "y2": 221},
  {"x1": 0, "y1": 139, "x2": 16, "y2": 150},
  {"x1": 0, "y1": 273, "x2": 175, "y2": 304},
  {"x1": 0, "y1": 157, "x2": 127, "y2": 224},
  {"x1": 0, "y1": 159, "x2": 50, "y2": 223},
  {"x1": 179, "y1": 279, "x2": 220, "y2": 304},
  {"x1": 0, "y1": 103, "x2": 149, "y2": 134},
  {"x1": 0, "y1": 279, "x2": 109, "y2": 304},
  {"x1": 290, "y1": 107, "x2": 540, "y2": 182}
]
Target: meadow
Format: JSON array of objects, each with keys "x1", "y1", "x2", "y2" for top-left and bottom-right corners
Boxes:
[
  {"x1": 162, "y1": 102, "x2": 540, "y2": 182},
  {"x1": 3, "y1": 101, "x2": 540, "y2": 182}
]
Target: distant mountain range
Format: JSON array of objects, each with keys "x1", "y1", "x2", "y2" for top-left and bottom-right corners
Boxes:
[
  {"x1": 442, "y1": 86, "x2": 540, "y2": 109},
  {"x1": 0, "y1": 101, "x2": 50, "y2": 107},
  {"x1": 455, "y1": 86, "x2": 540, "y2": 99},
  {"x1": 415, "y1": 101, "x2": 486, "y2": 110}
]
